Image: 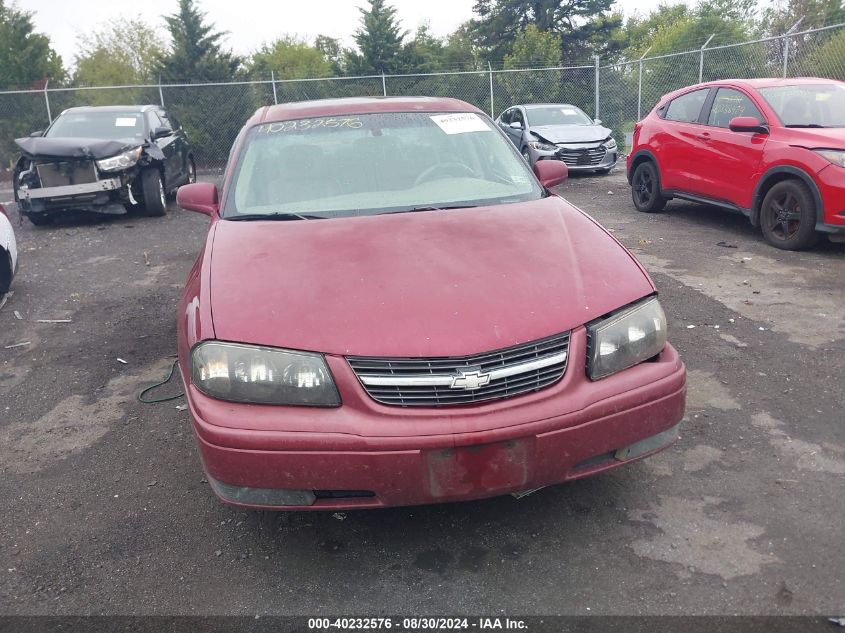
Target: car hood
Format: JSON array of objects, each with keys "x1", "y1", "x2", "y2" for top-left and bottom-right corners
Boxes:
[
  {"x1": 530, "y1": 124, "x2": 612, "y2": 145},
  {"x1": 208, "y1": 196, "x2": 653, "y2": 357},
  {"x1": 14, "y1": 136, "x2": 137, "y2": 160},
  {"x1": 785, "y1": 127, "x2": 845, "y2": 149}
]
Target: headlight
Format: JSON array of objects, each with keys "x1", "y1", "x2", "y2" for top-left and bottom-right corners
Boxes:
[
  {"x1": 528, "y1": 140, "x2": 557, "y2": 152},
  {"x1": 814, "y1": 149, "x2": 845, "y2": 167},
  {"x1": 96, "y1": 147, "x2": 142, "y2": 172},
  {"x1": 587, "y1": 297, "x2": 667, "y2": 380},
  {"x1": 604, "y1": 138, "x2": 617, "y2": 150},
  {"x1": 191, "y1": 341, "x2": 341, "y2": 406}
]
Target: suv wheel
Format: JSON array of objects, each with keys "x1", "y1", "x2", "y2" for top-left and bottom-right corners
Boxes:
[
  {"x1": 27, "y1": 213, "x2": 53, "y2": 226},
  {"x1": 141, "y1": 168, "x2": 167, "y2": 217},
  {"x1": 631, "y1": 161, "x2": 666, "y2": 213},
  {"x1": 760, "y1": 180, "x2": 820, "y2": 251}
]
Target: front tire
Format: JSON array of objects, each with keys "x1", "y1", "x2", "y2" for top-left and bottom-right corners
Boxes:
[
  {"x1": 27, "y1": 213, "x2": 53, "y2": 226},
  {"x1": 140, "y1": 168, "x2": 167, "y2": 217},
  {"x1": 521, "y1": 148, "x2": 532, "y2": 165},
  {"x1": 631, "y1": 161, "x2": 666, "y2": 213},
  {"x1": 760, "y1": 180, "x2": 820, "y2": 250}
]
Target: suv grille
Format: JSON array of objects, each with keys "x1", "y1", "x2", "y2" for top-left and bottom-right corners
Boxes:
[
  {"x1": 556, "y1": 146, "x2": 606, "y2": 167},
  {"x1": 347, "y1": 332, "x2": 570, "y2": 407},
  {"x1": 36, "y1": 161, "x2": 98, "y2": 187}
]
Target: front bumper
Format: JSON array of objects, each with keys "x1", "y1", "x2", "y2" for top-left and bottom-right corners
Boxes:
[
  {"x1": 184, "y1": 328, "x2": 686, "y2": 510},
  {"x1": 532, "y1": 146, "x2": 618, "y2": 172},
  {"x1": 816, "y1": 164, "x2": 845, "y2": 234},
  {"x1": 17, "y1": 177, "x2": 130, "y2": 216}
]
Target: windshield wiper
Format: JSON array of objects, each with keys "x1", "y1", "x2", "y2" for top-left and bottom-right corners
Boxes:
[
  {"x1": 392, "y1": 204, "x2": 478, "y2": 214},
  {"x1": 225, "y1": 212, "x2": 327, "y2": 221},
  {"x1": 785, "y1": 124, "x2": 827, "y2": 128}
]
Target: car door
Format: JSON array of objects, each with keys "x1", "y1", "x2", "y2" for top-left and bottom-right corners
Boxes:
[
  {"x1": 507, "y1": 108, "x2": 527, "y2": 148},
  {"x1": 148, "y1": 110, "x2": 181, "y2": 187},
  {"x1": 654, "y1": 88, "x2": 712, "y2": 192},
  {"x1": 685, "y1": 87, "x2": 768, "y2": 210},
  {"x1": 159, "y1": 109, "x2": 191, "y2": 184}
]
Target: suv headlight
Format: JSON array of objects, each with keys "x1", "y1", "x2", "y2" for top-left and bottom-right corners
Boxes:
[
  {"x1": 96, "y1": 147, "x2": 142, "y2": 172},
  {"x1": 191, "y1": 341, "x2": 341, "y2": 406},
  {"x1": 814, "y1": 149, "x2": 845, "y2": 167},
  {"x1": 587, "y1": 297, "x2": 667, "y2": 380},
  {"x1": 528, "y1": 140, "x2": 557, "y2": 151},
  {"x1": 604, "y1": 138, "x2": 617, "y2": 150}
]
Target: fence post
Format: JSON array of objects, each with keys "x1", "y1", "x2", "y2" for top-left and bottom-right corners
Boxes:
[
  {"x1": 699, "y1": 34, "x2": 715, "y2": 83},
  {"x1": 637, "y1": 47, "x2": 652, "y2": 121},
  {"x1": 158, "y1": 77, "x2": 165, "y2": 106},
  {"x1": 782, "y1": 18, "x2": 805, "y2": 78},
  {"x1": 488, "y1": 62, "x2": 494, "y2": 118},
  {"x1": 594, "y1": 56, "x2": 600, "y2": 119},
  {"x1": 382, "y1": 73, "x2": 387, "y2": 97},
  {"x1": 271, "y1": 70, "x2": 278, "y2": 104},
  {"x1": 43, "y1": 79, "x2": 52, "y2": 124}
]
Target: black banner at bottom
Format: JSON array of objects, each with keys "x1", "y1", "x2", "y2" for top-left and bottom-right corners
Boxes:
[{"x1": 0, "y1": 616, "x2": 840, "y2": 633}]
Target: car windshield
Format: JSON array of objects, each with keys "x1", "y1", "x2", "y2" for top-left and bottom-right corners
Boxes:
[
  {"x1": 223, "y1": 111, "x2": 543, "y2": 219},
  {"x1": 46, "y1": 112, "x2": 146, "y2": 140},
  {"x1": 757, "y1": 84, "x2": 845, "y2": 127},
  {"x1": 526, "y1": 106, "x2": 593, "y2": 127}
]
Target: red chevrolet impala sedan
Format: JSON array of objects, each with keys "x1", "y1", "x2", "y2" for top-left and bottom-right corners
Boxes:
[{"x1": 176, "y1": 97, "x2": 686, "y2": 510}]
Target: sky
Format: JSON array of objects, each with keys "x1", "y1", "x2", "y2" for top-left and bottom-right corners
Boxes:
[{"x1": 27, "y1": 0, "x2": 688, "y2": 67}]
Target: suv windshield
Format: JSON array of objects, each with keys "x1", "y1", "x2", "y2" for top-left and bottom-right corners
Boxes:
[
  {"x1": 758, "y1": 84, "x2": 845, "y2": 127},
  {"x1": 223, "y1": 111, "x2": 543, "y2": 219},
  {"x1": 526, "y1": 106, "x2": 593, "y2": 127},
  {"x1": 46, "y1": 111, "x2": 146, "y2": 140}
]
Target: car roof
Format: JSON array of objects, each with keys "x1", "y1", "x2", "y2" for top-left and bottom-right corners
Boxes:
[
  {"x1": 662, "y1": 77, "x2": 845, "y2": 101},
  {"x1": 250, "y1": 97, "x2": 484, "y2": 125},
  {"x1": 60, "y1": 105, "x2": 159, "y2": 115},
  {"x1": 520, "y1": 103, "x2": 581, "y2": 109}
]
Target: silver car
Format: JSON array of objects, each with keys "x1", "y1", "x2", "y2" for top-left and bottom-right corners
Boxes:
[{"x1": 496, "y1": 103, "x2": 618, "y2": 173}]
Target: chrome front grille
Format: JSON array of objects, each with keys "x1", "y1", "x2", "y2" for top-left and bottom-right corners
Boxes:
[
  {"x1": 556, "y1": 146, "x2": 606, "y2": 167},
  {"x1": 36, "y1": 161, "x2": 98, "y2": 187},
  {"x1": 347, "y1": 332, "x2": 570, "y2": 407}
]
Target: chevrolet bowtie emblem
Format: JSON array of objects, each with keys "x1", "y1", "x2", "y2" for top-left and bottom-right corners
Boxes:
[{"x1": 450, "y1": 368, "x2": 491, "y2": 391}]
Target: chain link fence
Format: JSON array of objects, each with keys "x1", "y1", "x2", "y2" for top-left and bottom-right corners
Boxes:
[{"x1": 1, "y1": 22, "x2": 843, "y2": 176}]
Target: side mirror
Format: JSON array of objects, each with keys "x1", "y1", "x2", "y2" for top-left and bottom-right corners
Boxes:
[
  {"x1": 509, "y1": 121, "x2": 523, "y2": 130},
  {"x1": 594, "y1": 118, "x2": 602, "y2": 125},
  {"x1": 177, "y1": 182, "x2": 219, "y2": 216},
  {"x1": 30, "y1": 130, "x2": 43, "y2": 137},
  {"x1": 152, "y1": 126, "x2": 172, "y2": 139},
  {"x1": 533, "y1": 160, "x2": 568, "y2": 188},
  {"x1": 729, "y1": 116, "x2": 768, "y2": 134}
]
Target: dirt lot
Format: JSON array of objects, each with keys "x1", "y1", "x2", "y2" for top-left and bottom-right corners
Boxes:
[{"x1": 0, "y1": 170, "x2": 843, "y2": 616}]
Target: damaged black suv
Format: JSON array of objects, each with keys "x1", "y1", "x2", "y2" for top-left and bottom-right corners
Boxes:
[{"x1": 14, "y1": 105, "x2": 195, "y2": 225}]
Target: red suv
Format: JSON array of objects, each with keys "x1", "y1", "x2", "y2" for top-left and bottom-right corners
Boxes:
[{"x1": 627, "y1": 78, "x2": 845, "y2": 250}]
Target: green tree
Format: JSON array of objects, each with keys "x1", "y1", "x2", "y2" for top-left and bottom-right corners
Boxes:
[
  {"x1": 348, "y1": 0, "x2": 407, "y2": 74},
  {"x1": 0, "y1": 0, "x2": 64, "y2": 89},
  {"x1": 469, "y1": 0, "x2": 620, "y2": 64},
  {"x1": 157, "y1": 0, "x2": 256, "y2": 169},
  {"x1": 0, "y1": 1, "x2": 64, "y2": 169},
  {"x1": 248, "y1": 36, "x2": 333, "y2": 79},
  {"x1": 503, "y1": 24, "x2": 561, "y2": 68},
  {"x1": 801, "y1": 27, "x2": 845, "y2": 79},
  {"x1": 74, "y1": 18, "x2": 164, "y2": 86},
  {"x1": 501, "y1": 25, "x2": 563, "y2": 105},
  {"x1": 315, "y1": 34, "x2": 346, "y2": 75},
  {"x1": 400, "y1": 24, "x2": 447, "y2": 73},
  {"x1": 158, "y1": 0, "x2": 241, "y2": 83}
]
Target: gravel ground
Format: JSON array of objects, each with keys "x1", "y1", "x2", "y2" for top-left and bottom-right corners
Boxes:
[{"x1": 0, "y1": 170, "x2": 843, "y2": 616}]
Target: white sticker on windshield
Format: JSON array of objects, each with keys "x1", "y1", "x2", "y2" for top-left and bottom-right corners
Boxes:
[
  {"x1": 115, "y1": 117, "x2": 138, "y2": 127},
  {"x1": 561, "y1": 108, "x2": 577, "y2": 115},
  {"x1": 430, "y1": 113, "x2": 491, "y2": 134}
]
